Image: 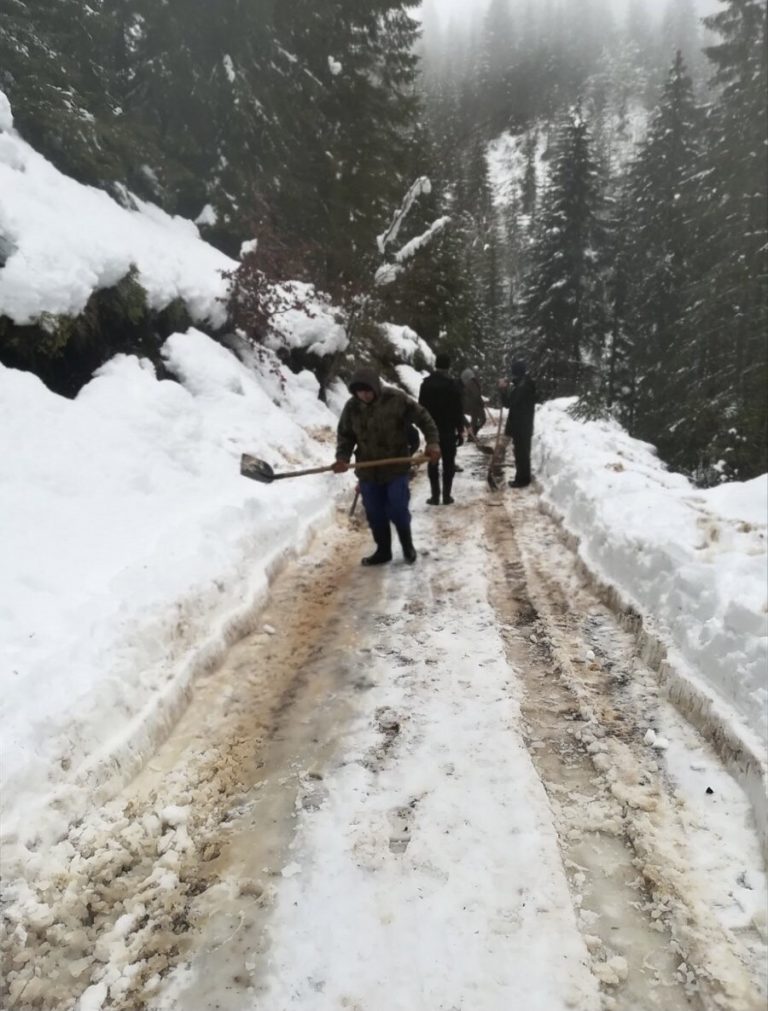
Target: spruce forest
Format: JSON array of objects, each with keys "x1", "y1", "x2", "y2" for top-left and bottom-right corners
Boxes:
[{"x1": 1, "y1": 0, "x2": 765, "y2": 483}]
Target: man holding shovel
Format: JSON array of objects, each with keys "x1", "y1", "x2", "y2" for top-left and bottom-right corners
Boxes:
[
  {"x1": 333, "y1": 367, "x2": 441, "y2": 566},
  {"x1": 498, "y1": 360, "x2": 537, "y2": 488}
]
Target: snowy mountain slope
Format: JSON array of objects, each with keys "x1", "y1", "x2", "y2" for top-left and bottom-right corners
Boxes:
[{"x1": 486, "y1": 101, "x2": 649, "y2": 214}]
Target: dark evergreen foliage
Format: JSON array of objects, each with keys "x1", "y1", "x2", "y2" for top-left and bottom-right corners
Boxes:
[
  {"x1": 614, "y1": 52, "x2": 703, "y2": 440},
  {"x1": 421, "y1": 0, "x2": 765, "y2": 483},
  {"x1": 684, "y1": 0, "x2": 767, "y2": 480},
  {"x1": 515, "y1": 105, "x2": 608, "y2": 399},
  {"x1": 1, "y1": 0, "x2": 423, "y2": 290}
]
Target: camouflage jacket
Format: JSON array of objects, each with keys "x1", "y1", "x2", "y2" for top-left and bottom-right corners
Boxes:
[{"x1": 336, "y1": 368, "x2": 439, "y2": 483}]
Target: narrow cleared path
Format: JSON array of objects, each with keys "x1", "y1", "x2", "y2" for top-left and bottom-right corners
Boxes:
[{"x1": 4, "y1": 452, "x2": 766, "y2": 1011}]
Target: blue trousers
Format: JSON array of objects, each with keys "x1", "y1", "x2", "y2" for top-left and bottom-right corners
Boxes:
[{"x1": 359, "y1": 475, "x2": 411, "y2": 536}]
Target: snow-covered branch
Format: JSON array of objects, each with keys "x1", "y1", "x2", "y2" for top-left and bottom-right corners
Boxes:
[
  {"x1": 394, "y1": 215, "x2": 450, "y2": 264},
  {"x1": 376, "y1": 175, "x2": 432, "y2": 255},
  {"x1": 374, "y1": 214, "x2": 451, "y2": 287},
  {"x1": 372, "y1": 174, "x2": 451, "y2": 287}
]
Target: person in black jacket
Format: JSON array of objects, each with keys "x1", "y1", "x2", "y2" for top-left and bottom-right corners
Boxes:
[
  {"x1": 419, "y1": 353, "x2": 466, "y2": 505},
  {"x1": 498, "y1": 360, "x2": 536, "y2": 488}
]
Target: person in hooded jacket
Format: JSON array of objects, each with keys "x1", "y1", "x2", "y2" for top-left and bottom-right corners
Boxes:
[
  {"x1": 334, "y1": 367, "x2": 441, "y2": 565},
  {"x1": 418, "y1": 353, "x2": 466, "y2": 505},
  {"x1": 498, "y1": 359, "x2": 536, "y2": 488}
]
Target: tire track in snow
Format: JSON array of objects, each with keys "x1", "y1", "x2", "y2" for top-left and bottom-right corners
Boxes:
[
  {"x1": 486, "y1": 488, "x2": 766, "y2": 1011},
  {"x1": 255, "y1": 493, "x2": 601, "y2": 1011}
]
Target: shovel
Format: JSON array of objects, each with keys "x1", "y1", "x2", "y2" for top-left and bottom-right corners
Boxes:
[
  {"x1": 468, "y1": 430, "x2": 494, "y2": 456},
  {"x1": 241, "y1": 453, "x2": 429, "y2": 484},
  {"x1": 487, "y1": 405, "x2": 506, "y2": 490}
]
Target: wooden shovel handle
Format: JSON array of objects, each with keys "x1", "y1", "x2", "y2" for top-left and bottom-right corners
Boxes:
[
  {"x1": 273, "y1": 454, "x2": 429, "y2": 481},
  {"x1": 273, "y1": 464, "x2": 336, "y2": 479},
  {"x1": 354, "y1": 453, "x2": 429, "y2": 470}
]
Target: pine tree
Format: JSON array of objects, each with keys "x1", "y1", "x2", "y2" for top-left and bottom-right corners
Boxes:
[
  {"x1": 113, "y1": 0, "x2": 280, "y2": 222},
  {"x1": 263, "y1": 0, "x2": 422, "y2": 292},
  {"x1": 521, "y1": 130, "x2": 538, "y2": 217},
  {"x1": 616, "y1": 52, "x2": 703, "y2": 449},
  {"x1": 516, "y1": 104, "x2": 608, "y2": 398},
  {"x1": 0, "y1": 0, "x2": 129, "y2": 183},
  {"x1": 659, "y1": 0, "x2": 705, "y2": 82},
  {"x1": 456, "y1": 139, "x2": 509, "y2": 379},
  {"x1": 681, "y1": 0, "x2": 768, "y2": 480}
]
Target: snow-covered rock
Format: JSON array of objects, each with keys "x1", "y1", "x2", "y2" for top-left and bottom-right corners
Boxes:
[{"x1": 0, "y1": 92, "x2": 234, "y2": 325}]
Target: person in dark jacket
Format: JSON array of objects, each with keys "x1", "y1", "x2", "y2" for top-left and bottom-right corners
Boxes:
[
  {"x1": 498, "y1": 360, "x2": 536, "y2": 488},
  {"x1": 419, "y1": 353, "x2": 466, "y2": 505},
  {"x1": 334, "y1": 367, "x2": 440, "y2": 565}
]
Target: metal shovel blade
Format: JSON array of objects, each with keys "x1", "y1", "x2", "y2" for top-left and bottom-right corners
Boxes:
[{"x1": 240, "y1": 453, "x2": 276, "y2": 483}]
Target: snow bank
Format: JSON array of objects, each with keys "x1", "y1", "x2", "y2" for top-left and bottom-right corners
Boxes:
[
  {"x1": 0, "y1": 89, "x2": 12, "y2": 132},
  {"x1": 0, "y1": 90, "x2": 234, "y2": 326},
  {"x1": 535, "y1": 400, "x2": 768, "y2": 763},
  {"x1": 394, "y1": 363, "x2": 427, "y2": 399},
  {"x1": 0, "y1": 333, "x2": 341, "y2": 858},
  {"x1": 380, "y1": 322, "x2": 435, "y2": 367},
  {"x1": 265, "y1": 281, "x2": 348, "y2": 357}
]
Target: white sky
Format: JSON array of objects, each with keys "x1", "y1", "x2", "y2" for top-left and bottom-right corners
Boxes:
[{"x1": 430, "y1": 0, "x2": 719, "y2": 28}]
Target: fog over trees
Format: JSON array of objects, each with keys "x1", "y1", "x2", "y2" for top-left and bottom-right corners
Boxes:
[
  {"x1": 418, "y1": 0, "x2": 766, "y2": 482},
  {"x1": 430, "y1": 0, "x2": 719, "y2": 28}
]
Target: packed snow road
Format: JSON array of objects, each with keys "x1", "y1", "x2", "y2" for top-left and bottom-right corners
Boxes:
[{"x1": 3, "y1": 453, "x2": 766, "y2": 1011}]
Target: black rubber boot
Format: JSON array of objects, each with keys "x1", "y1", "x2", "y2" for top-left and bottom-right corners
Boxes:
[
  {"x1": 427, "y1": 468, "x2": 440, "y2": 506},
  {"x1": 442, "y1": 474, "x2": 454, "y2": 505},
  {"x1": 361, "y1": 526, "x2": 392, "y2": 566},
  {"x1": 395, "y1": 525, "x2": 417, "y2": 564}
]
